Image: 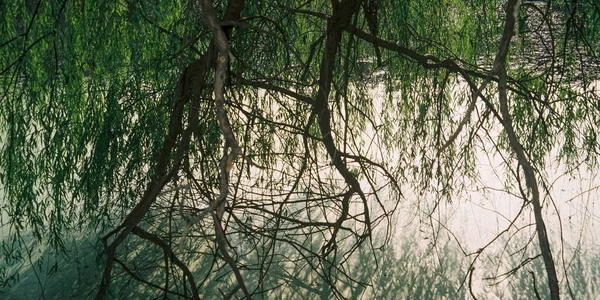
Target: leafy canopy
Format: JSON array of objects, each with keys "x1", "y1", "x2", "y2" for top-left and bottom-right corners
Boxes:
[{"x1": 1, "y1": 0, "x2": 599, "y2": 298}]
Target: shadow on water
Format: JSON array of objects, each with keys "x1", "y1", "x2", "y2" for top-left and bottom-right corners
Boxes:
[
  {"x1": 1, "y1": 233, "x2": 102, "y2": 299},
  {"x1": 3, "y1": 219, "x2": 598, "y2": 299}
]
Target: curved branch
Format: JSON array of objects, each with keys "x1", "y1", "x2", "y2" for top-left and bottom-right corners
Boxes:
[
  {"x1": 495, "y1": 1, "x2": 559, "y2": 299},
  {"x1": 312, "y1": 0, "x2": 370, "y2": 256},
  {"x1": 131, "y1": 227, "x2": 201, "y2": 300},
  {"x1": 198, "y1": 0, "x2": 249, "y2": 298}
]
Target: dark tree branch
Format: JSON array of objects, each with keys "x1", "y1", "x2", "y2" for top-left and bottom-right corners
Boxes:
[
  {"x1": 198, "y1": 0, "x2": 249, "y2": 298},
  {"x1": 495, "y1": 1, "x2": 560, "y2": 299},
  {"x1": 313, "y1": 0, "x2": 370, "y2": 258}
]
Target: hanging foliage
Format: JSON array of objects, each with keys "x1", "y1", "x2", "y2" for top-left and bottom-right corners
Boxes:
[{"x1": 1, "y1": 0, "x2": 599, "y2": 298}]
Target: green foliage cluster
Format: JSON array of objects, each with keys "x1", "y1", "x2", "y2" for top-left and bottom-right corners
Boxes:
[{"x1": 0, "y1": 0, "x2": 598, "y2": 298}]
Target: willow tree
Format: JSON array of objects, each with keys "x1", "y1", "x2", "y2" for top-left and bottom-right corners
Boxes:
[{"x1": 1, "y1": 0, "x2": 599, "y2": 298}]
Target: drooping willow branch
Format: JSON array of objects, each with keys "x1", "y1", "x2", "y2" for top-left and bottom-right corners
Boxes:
[
  {"x1": 312, "y1": 0, "x2": 371, "y2": 257},
  {"x1": 94, "y1": 0, "x2": 247, "y2": 297},
  {"x1": 94, "y1": 59, "x2": 196, "y2": 299},
  {"x1": 197, "y1": 0, "x2": 249, "y2": 297},
  {"x1": 494, "y1": 1, "x2": 559, "y2": 299}
]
